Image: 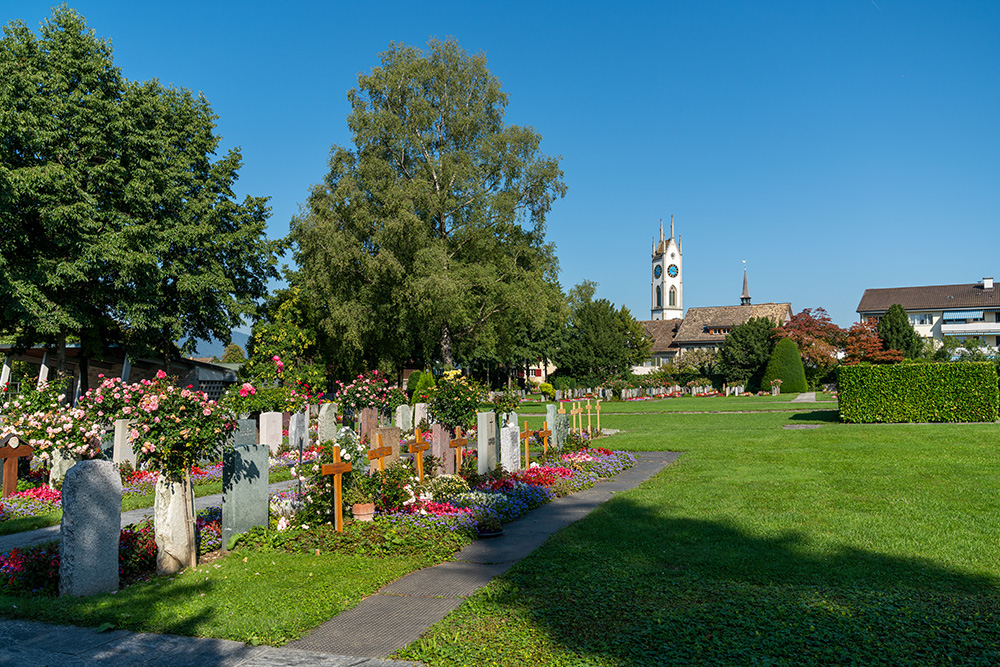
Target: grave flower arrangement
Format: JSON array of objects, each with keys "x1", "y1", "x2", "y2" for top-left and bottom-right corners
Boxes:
[
  {"x1": 334, "y1": 370, "x2": 389, "y2": 417},
  {"x1": 428, "y1": 371, "x2": 485, "y2": 433}
]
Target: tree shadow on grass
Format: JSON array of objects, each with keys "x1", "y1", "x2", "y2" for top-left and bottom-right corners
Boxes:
[
  {"x1": 481, "y1": 499, "x2": 1000, "y2": 665},
  {"x1": 787, "y1": 410, "x2": 841, "y2": 423}
]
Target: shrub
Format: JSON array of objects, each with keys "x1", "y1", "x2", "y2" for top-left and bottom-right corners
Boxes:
[
  {"x1": 838, "y1": 362, "x2": 999, "y2": 423},
  {"x1": 427, "y1": 474, "x2": 471, "y2": 502},
  {"x1": 406, "y1": 370, "x2": 424, "y2": 398},
  {"x1": 427, "y1": 371, "x2": 484, "y2": 433},
  {"x1": 538, "y1": 382, "x2": 555, "y2": 400},
  {"x1": 761, "y1": 338, "x2": 808, "y2": 393},
  {"x1": 410, "y1": 372, "x2": 436, "y2": 405}
]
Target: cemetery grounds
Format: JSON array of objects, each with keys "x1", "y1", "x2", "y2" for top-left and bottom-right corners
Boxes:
[{"x1": 401, "y1": 394, "x2": 1000, "y2": 666}]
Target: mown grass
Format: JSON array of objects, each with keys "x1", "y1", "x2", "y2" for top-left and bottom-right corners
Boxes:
[
  {"x1": 399, "y1": 409, "x2": 1000, "y2": 666},
  {"x1": 514, "y1": 392, "x2": 838, "y2": 415},
  {"x1": 0, "y1": 467, "x2": 294, "y2": 537}
]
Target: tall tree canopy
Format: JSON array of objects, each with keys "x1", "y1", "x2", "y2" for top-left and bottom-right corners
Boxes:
[
  {"x1": 775, "y1": 307, "x2": 845, "y2": 387},
  {"x1": 0, "y1": 7, "x2": 281, "y2": 377},
  {"x1": 877, "y1": 304, "x2": 922, "y2": 359},
  {"x1": 290, "y1": 38, "x2": 566, "y2": 378},
  {"x1": 717, "y1": 316, "x2": 777, "y2": 391}
]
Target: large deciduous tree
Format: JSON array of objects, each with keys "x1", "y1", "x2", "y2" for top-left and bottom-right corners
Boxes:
[
  {"x1": 774, "y1": 307, "x2": 844, "y2": 388},
  {"x1": 0, "y1": 7, "x2": 281, "y2": 379},
  {"x1": 290, "y1": 39, "x2": 566, "y2": 377}
]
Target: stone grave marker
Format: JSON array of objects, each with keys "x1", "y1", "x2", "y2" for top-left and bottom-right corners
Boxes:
[
  {"x1": 546, "y1": 404, "x2": 558, "y2": 438},
  {"x1": 413, "y1": 403, "x2": 429, "y2": 429},
  {"x1": 113, "y1": 418, "x2": 137, "y2": 466},
  {"x1": 554, "y1": 412, "x2": 569, "y2": 451},
  {"x1": 499, "y1": 425, "x2": 520, "y2": 473},
  {"x1": 49, "y1": 449, "x2": 79, "y2": 488},
  {"x1": 500, "y1": 411, "x2": 518, "y2": 429},
  {"x1": 430, "y1": 423, "x2": 454, "y2": 475},
  {"x1": 259, "y1": 412, "x2": 283, "y2": 454},
  {"x1": 367, "y1": 432, "x2": 394, "y2": 473},
  {"x1": 477, "y1": 411, "x2": 497, "y2": 474},
  {"x1": 318, "y1": 403, "x2": 338, "y2": 444},
  {"x1": 358, "y1": 407, "x2": 379, "y2": 445},
  {"x1": 59, "y1": 459, "x2": 122, "y2": 597},
  {"x1": 395, "y1": 404, "x2": 412, "y2": 431},
  {"x1": 288, "y1": 410, "x2": 307, "y2": 452},
  {"x1": 222, "y1": 419, "x2": 268, "y2": 550},
  {"x1": 449, "y1": 427, "x2": 468, "y2": 472},
  {"x1": 371, "y1": 426, "x2": 401, "y2": 470}
]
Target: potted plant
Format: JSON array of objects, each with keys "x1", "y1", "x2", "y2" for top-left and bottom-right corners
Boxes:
[{"x1": 345, "y1": 471, "x2": 379, "y2": 521}]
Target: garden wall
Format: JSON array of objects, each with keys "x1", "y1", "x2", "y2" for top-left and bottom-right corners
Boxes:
[{"x1": 838, "y1": 362, "x2": 999, "y2": 423}]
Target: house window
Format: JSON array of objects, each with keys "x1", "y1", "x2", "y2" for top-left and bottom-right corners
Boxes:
[
  {"x1": 909, "y1": 313, "x2": 932, "y2": 326},
  {"x1": 669, "y1": 286, "x2": 676, "y2": 307}
]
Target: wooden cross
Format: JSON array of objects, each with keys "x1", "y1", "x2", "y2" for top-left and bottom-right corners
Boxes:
[
  {"x1": 409, "y1": 430, "x2": 430, "y2": 482},
  {"x1": 368, "y1": 432, "x2": 393, "y2": 473},
  {"x1": 0, "y1": 434, "x2": 32, "y2": 498},
  {"x1": 586, "y1": 399, "x2": 593, "y2": 435},
  {"x1": 537, "y1": 421, "x2": 552, "y2": 455},
  {"x1": 320, "y1": 445, "x2": 352, "y2": 533},
  {"x1": 595, "y1": 400, "x2": 602, "y2": 438},
  {"x1": 570, "y1": 402, "x2": 583, "y2": 436},
  {"x1": 520, "y1": 420, "x2": 533, "y2": 469},
  {"x1": 449, "y1": 426, "x2": 468, "y2": 472}
]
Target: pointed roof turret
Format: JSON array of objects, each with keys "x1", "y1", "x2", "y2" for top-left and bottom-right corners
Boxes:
[
  {"x1": 741, "y1": 263, "x2": 751, "y2": 306},
  {"x1": 670, "y1": 214, "x2": 675, "y2": 240}
]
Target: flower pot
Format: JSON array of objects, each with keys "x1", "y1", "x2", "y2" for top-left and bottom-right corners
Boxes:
[{"x1": 352, "y1": 502, "x2": 376, "y2": 522}]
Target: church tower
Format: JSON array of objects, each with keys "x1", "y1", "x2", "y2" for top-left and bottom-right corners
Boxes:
[{"x1": 651, "y1": 215, "x2": 683, "y2": 320}]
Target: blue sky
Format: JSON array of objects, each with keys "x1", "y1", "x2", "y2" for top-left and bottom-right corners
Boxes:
[{"x1": 6, "y1": 1, "x2": 999, "y2": 330}]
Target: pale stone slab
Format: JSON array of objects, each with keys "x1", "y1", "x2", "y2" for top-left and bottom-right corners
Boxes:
[
  {"x1": 113, "y1": 419, "x2": 137, "y2": 466},
  {"x1": 430, "y1": 424, "x2": 454, "y2": 475},
  {"x1": 49, "y1": 449, "x2": 79, "y2": 487},
  {"x1": 546, "y1": 404, "x2": 559, "y2": 438},
  {"x1": 554, "y1": 414, "x2": 569, "y2": 451},
  {"x1": 259, "y1": 412, "x2": 283, "y2": 454},
  {"x1": 288, "y1": 410, "x2": 307, "y2": 453},
  {"x1": 499, "y1": 426, "x2": 520, "y2": 473},
  {"x1": 413, "y1": 403, "x2": 429, "y2": 429},
  {"x1": 371, "y1": 426, "x2": 401, "y2": 472},
  {"x1": 477, "y1": 411, "x2": 497, "y2": 474},
  {"x1": 358, "y1": 407, "x2": 379, "y2": 446},
  {"x1": 318, "y1": 403, "x2": 338, "y2": 444},
  {"x1": 59, "y1": 459, "x2": 122, "y2": 597},
  {"x1": 394, "y1": 404, "x2": 412, "y2": 431},
  {"x1": 222, "y1": 420, "x2": 268, "y2": 550},
  {"x1": 500, "y1": 411, "x2": 518, "y2": 429},
  {"x1": 154, "y1": 476, "x2": 196, "y2": 574}
]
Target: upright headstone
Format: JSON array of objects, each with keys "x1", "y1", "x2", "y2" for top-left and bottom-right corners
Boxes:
[
  {"x1": 222, "y1": 419, "x2": 269, "y2": 550},
  {"x1": 288, "y1": 411, "x2": 307, "y2": 452},
  {"x1": 430, "y1": 424, "x2": 455, "y2": 474},
  {"x1": 113, "y1": 418, "x2": 137, "y2": 466},
  {"x1": 413, "y1": 403, "x2": 429, "y2": 429},
  {"x1": 500, "y1": 411, "x2": 518, "y2": 429},
  {"x1": 59, "y1": 459, "x2": 121, "y2": 597},
  {"x1": 546, "y1": 403, "x2": 559, "y2": 441},
  {"x1": 371, "y1": 426, "x2": 401, "y2": 468},
  {"x1": 395, "y1": 404, "x2": 412, "y2": 431},
  {"x1": 49, "y1": 449, "x2": 79, "y2": 488},
  {"x1": 318, "y1": 403, "x2": 338, "y2": 444},
  {"x1": 554, "y1": 413, "x2": 569, "y2": 451},
  {"x1": 499, "y1": 425, "x2": 520, "y2": 473},
  {"x1": 259, "y1": 412, "x2": 283, "y2": 454},
  {"x1": 477, "y1": 411, "x2": 497, "y2": 474},
  {"x1": 358, "y1": 407, "x2": 378, "y2": 445}
]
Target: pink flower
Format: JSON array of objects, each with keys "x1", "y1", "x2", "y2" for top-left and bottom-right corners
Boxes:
[{"x1": 156, "y1": 370, "x2": 167, "y2": 379}]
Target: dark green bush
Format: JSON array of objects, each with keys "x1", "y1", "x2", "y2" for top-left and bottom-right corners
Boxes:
[
  {"x1": 838, "y1": 362, "x2": 999, "y2": 423},
  {"x1": 762, "y1": 338, "x2": 808, "y2": 393},
  {"x1": 406, "y1": 370, "x2": 423, "y2": 398}
]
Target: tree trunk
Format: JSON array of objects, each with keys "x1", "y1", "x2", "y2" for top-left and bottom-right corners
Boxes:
[{"x1": 441, "y1": 325, "x2": 454, "y2": 369}]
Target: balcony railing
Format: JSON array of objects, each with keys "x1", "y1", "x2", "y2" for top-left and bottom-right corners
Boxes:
[{"x1": 940, "y1": 322, "x2": 1000, "y2": 335}]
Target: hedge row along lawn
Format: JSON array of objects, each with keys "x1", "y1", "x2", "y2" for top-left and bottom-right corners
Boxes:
[
  {"x1": 399, "y1": 404, "x2": 1000, "y2": 666},
  {"x1": 513, "y1": 391, "x2": 838, "y2": 415}
]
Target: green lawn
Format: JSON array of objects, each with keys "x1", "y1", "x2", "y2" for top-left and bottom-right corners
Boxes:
[
  {"x1": 399, "y1": 407, "x2": 1000, "y2": 666},
  {"x1": 514, "y1": 392, "x2": 838, "y2": 415}
]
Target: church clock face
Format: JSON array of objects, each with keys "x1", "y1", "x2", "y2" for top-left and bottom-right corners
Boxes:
[
  {"x1": 653, "y1": 265, "x2": 662, "y2": 278},
  {"x1": 667, "y1": 264, "x2": 679, "y2": 278}
]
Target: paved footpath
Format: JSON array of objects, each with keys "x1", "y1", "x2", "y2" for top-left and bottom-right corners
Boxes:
[{"x1": 1, "y1": 452, "x2": 679, "y2": 666}]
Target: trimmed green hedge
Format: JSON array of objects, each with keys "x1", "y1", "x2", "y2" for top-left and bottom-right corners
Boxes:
[
  {"x1": 838, "y1": 362, "x2": 999, "y2": 423},
  {"x1": 762, "y1": 338, "x2": 808, "y2": 393}
]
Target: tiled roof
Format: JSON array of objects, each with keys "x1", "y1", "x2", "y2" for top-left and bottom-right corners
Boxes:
[
  {"x1": 639, "y1": 318, "x2": 682, "y2": 353},
  {"x1": 856, "y1": 282, "x2": 1000, "y2": 313},
  {"x1": 672, "y1": 303, "x2": 792, "y2": 345}
]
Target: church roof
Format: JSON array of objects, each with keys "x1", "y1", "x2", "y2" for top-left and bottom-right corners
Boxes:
[
  {"x1": 639, "y1": 318, "x2": 683, "y2": 352},
  {"x1": 672, "y1": 303, "x2": 792, "y2": 345},
  {"x1": 857, "y1": 281, "x2": 1000, "y2": 313}
]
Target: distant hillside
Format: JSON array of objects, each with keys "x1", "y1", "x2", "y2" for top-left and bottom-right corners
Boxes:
[{"x1": 190, "y1": 331, "x2": 250, "y2": 360}]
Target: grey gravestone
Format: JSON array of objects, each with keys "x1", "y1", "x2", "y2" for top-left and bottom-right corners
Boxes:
[
  {"x1": 288, "y1": 410, "x2": 307, "y2": 452},
  {"x1": 555, "y1": 390, "x2": 563, "y2": 401},
  {"x1": 358, "y1": 407, "x2": 378, "y2": 445},
  {"x1": 154, "y1": 475, "x2": 196, "y2": 574},
  {"x1": 554, "y1": 414, "x2": 569, "y2": 451},
  {"x1": 546, "y1": 404, "x2": 558, "y2": 437},
  {"x1": 59, "y1": 459, "x2": 122, "y2": 597},
  {"x1": 222, "y1": 419, "x2": 269, "y2": 550},
  {"x1": 318, "y1": 403, "x2": 338, "y2": 444},
  {"x1": 477, "y1": 411, "x2": 497, "y2": 474},
  {"x1": 49, "y1": 449, "x2": 79, "y2": 487},
  {"x1": 499, "y1": 426, "x2": 520, "y2": 472},
  {"x1": 413, "y1": 403, "x2": 430, "y2": 429},
  {"x1": 113, "y1": 418, "x2": 137, "y2": 465},
  {"x1": 371, "y1": 426, "x2": 401, "y2": 472},
  {"x1": 394, "y1": 404, "x2": 412, "y2": 431},
  {"x1": 500, "y1": 411, "x2": 518, "y2": 429},
  {"x1": 259, "y1": 412, "x2": 283, "y2": 454}
]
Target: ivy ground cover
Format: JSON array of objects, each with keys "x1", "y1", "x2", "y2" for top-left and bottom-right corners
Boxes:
[{"x1": 399, "y1": 406, "x2": 1000, "y2": 666}]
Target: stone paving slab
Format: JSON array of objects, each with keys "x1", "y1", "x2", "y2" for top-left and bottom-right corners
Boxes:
[{"x1": 287, "y1": 595, "x2": 464, "y2": 658}]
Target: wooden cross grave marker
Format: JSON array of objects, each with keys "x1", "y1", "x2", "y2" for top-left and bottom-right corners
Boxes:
[
  {"x1": 0, "y1": 434, "x2": 32, "y2": 499},
  {"x1": 320, "y1": 445, "x2": 352, "y2": 533},
  {"x1": 520, "y1": 420, "x2": 534, "y2": 469},
  {"x1": 570, "y1": 402, "x2": 584, "y2": 436},
  {"x1": 449, "y1": 426, "x2": 468, "y2": 472},
  {"x1": 409, "y1": 429, "x2": 430, "y2": 482},
  {"x1": 595, "y1": 400, "x2": 602, "y2": 438},
  {"x1": 537, "y1": 421, "x2": 552, "y2": 455},
  {"x1": 586, "y1": 399, "x2": 593, "y2": 435},
  {"x1": 368, "y1": 432, "x2": 393, "y2": 473}
]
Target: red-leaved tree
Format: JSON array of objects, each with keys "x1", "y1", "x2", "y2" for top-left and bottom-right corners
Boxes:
[
  {"x1": 842, "y1": 321, "x2": 904, "y2": 365},
  {"x1": 774, "y1": 308, "x2": 845, "y2": 386}
]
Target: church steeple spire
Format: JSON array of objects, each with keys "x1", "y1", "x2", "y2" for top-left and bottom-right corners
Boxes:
[
  {"x1": 670, "y1": 214, "x2": 674, "y2": 240},
  {"x1": 741, "y1": 262, "x2": 751, "y2": 306},
  {"x1": 659, "y1": 218, "x2": 664, "y2": 245}
]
